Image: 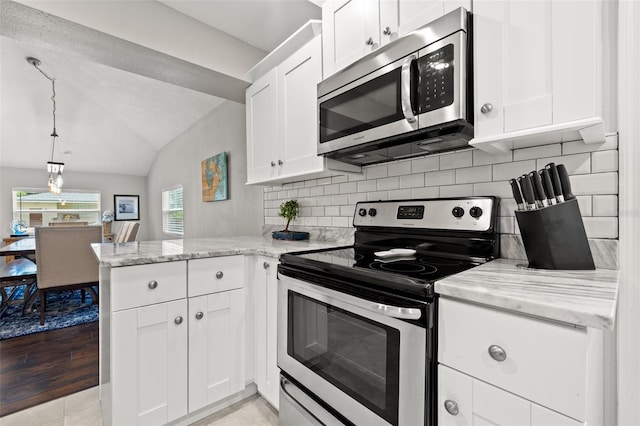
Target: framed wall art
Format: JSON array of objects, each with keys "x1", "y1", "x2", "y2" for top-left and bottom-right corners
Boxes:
[
  {"x1": 114, "y1": 194, "x2": 140, "y2": 221},
  {"x1": 201, "y1": 152, "x2": 228, "y2": 202}
]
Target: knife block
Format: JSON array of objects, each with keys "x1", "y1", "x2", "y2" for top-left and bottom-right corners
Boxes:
[{"x1": 515, "y1": 199, "x2": 594, "y2": 270}]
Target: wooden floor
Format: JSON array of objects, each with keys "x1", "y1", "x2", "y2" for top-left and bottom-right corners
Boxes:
[{"x1": 0, "y1": 322, "x2": 99, "y2": 417}]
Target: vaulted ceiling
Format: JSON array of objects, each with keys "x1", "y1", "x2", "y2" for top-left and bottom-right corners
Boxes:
[{"x1": 0, "y1": 0, "x2": 321, "y2": 176}]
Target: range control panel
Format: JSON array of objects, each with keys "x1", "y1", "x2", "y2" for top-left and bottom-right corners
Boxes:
[{"x1": 353, "y1": 197, "x2": 496, "y2": 231}]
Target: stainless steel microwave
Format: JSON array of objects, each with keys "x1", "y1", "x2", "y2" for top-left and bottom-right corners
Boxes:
[{"x1": 317, "y1": 7, "x2": 472, "y2": 166}]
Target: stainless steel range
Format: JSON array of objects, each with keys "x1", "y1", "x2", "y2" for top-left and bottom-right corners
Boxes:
[{"x1": 277, "y1": 197, "x2": 499, "y2": 425}]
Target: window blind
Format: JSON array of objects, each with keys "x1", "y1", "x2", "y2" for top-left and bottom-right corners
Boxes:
[{"x1": 162, "y1": 187, "x2": 183, "y2": 235}]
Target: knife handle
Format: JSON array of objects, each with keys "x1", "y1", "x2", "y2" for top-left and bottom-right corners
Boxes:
[
  {"x1": 518, "y1": 175, "x2": 536, "y2": 209},
  {"x1": 545, "y1": 163, "x2": 565, "y2": 203},
  {"x1": 556, "y1": 164, "x2": 575, "y2": 200},
  {"x1": 508, "y1": 179, "x2": 524, "y2": 210},
  {"x1": 539, "y1": 169, "x2": 555, "y2": 205},
  {"x1": 529, "y1": 171, "x2": 547, "y2": 207}
]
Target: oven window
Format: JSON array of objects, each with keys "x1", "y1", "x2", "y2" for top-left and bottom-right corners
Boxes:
[
  {"x1": 287, "y1": 291, "x2": 400, "y2": 424},
  {"x1": 319, "y1": 67, "x2": 403, "y2": 143}
]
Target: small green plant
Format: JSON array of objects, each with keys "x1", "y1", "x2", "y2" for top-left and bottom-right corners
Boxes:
[{"x1": 278, "y1": 199, "x2": 299, "y2": 232}]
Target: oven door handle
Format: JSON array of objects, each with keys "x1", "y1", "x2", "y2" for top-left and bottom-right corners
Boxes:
[
  {"x1": 370, "y1": 302, "x2": 421, "y2": 320},
  {"x1": 401, "y1": 55, "x2": 417, "y2": 124}
]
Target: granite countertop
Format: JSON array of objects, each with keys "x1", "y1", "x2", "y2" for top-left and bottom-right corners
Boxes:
[
  {"x1": 435, "y1": 258, "x2": 619, "y2": 330},
  {"x1": 91, "y1": 236, "x2": 346, "y2": 268}
]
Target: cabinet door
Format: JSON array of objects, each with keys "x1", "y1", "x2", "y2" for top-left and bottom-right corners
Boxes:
[
  {"x1": 189, "y1": 289, "x2": 245, "y2": 412},
  {"x1": 277, "y1": 36, "x2": 324, "y2": 179},
  {"x1": 379, "y1": 0, "x2": 462, "y2": 45},
  {"x1": 246, "y1": 70, "x2": 278, "y2": 183},
  {"x1": 253, "y1": 257, "x2": 280, "y2": 409},
  {"x1": 322, "y1": 0, "x2": 380, "y2": 77},
  {"x1": 112, "y1": 299, "x2": 188, "y2": 426}
]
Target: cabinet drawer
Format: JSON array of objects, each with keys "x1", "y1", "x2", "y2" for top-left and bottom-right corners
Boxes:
[
  {"x1": 438, "y1": 297, "x2": 588, "y2": 421},
  {"x1": 188, "y1": 256, "x2": 245, "y2": 297},
  {"x1": 111, "y1": 261, "x2": 187, "y2": 311}
]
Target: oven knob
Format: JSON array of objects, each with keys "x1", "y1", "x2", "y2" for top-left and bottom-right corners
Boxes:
[
  {"x1": 358, "y1": 208, "x2": 367, "y2": 217},
  {"x1": 452, "y1": 207, "x2": 464, "y2": 218},
  {"x1": 368, "y1": 208, "x2": 377, "y2": 217},
  {"x1": 470, "y1": 206, "x2": 483, "y2": 218}
]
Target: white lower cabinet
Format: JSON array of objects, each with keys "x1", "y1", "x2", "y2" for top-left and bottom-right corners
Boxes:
[
  {"x1": 438, "y1": 297, "x2": 603, "y2": 425},
  {"x1": 438, "y1": 365, "x2": 581, "y2": 426},
  {"x1": 103, "y1": 256, "x2": 246, "y2": 425},
  {"x1": 251, "y1": 256, "x2": 279, "y2": 409},
  {"x1": 188, "y1": 289, "x2": 245, "y2": 412}
]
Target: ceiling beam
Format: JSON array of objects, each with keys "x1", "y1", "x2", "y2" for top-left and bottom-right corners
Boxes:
[{"x1": 0, "y1": 0, "x2": 249, "y2": 104}]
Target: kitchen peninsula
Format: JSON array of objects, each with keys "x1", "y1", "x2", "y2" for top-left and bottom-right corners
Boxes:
[{"x1": 92, "y1": 238, "x2": 619, "y2": 426}]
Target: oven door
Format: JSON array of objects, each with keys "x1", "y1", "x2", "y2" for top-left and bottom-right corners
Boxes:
[{"x1": 277, "y1": 273, "x2": 426, "y2": 426}]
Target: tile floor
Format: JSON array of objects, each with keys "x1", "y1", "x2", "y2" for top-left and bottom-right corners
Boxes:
[{"x1": 0, "y1": 387, "x2": 278, "y2": 426}]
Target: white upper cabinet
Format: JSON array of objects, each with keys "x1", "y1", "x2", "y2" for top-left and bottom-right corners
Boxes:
[
  {"x1": 471, "y1": 0, "x2": 609, "y2": 153},
  {"x1": 322, "y1": 0, "x2": 470, "y2": 77},
  {"x1": 246, "y1": 23, "x2": 360, "y2": 185}
]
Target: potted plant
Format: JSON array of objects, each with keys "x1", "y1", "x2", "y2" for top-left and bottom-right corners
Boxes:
[{"x1": 272, "y1": 200, "x2": 309, "y2": 240}]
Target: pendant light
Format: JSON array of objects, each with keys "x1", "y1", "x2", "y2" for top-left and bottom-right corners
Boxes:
[{"x1": 28, "y1": 57, "x2": 65, "y2": 194}]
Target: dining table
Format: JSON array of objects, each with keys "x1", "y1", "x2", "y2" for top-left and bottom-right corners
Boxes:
[{"x1": 0, "y1": 238, "x2": 37, "y2": 317}]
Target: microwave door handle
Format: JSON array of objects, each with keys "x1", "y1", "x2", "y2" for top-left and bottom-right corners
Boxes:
[{"x1": 401, "y1": 55, "x2": 417, "y2": 123}]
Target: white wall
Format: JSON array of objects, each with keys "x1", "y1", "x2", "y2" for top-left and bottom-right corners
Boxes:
[
  {"x1": 0, "y1": 167, "x2": 148, "y2": 240},
  {"x1": 146, "y1": 100, "x2": 263, "y2": 240}
]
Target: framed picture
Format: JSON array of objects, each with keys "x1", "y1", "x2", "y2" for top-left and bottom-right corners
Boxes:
[
  {"x1": 114, "y1": 194, "x2": 140, "y2": 221},
  {"x1": 201, "y1": 152, "x2": 228, "y2": 202}
]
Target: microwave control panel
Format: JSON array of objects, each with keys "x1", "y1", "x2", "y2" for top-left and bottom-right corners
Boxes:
[{"x1": 416, "y1": 44, "x2": 455, "y2": 114}]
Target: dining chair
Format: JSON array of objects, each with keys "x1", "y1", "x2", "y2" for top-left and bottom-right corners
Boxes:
[
  {"x1": 114, "y1": 221, "x2": 140, "y2": 243},
  {"x1": 34, "y1": 225, "x2": 102, "y2": 325}
]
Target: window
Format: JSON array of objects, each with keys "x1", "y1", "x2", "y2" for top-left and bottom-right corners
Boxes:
[
  {"x1": 12, "y1": 189, "x2": 101, "y2": 232},
  {"x1": 162, "y1": 186, "x2": 183, "y2": 235}
]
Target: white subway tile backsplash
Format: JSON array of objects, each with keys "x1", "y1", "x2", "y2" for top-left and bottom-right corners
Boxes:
[
  {"x1": 317, "y1": 195, "x2": 333, "y2": 206},
  {"x1": 317, "y1": 217, "x2": 333, "y2": 226},
  {"x1": 366, "y1": 164, "x2": 388, "y2": 179},
  {"x1": 348, "y1": 193, "x2": 368, "y2": 204},
  {"x1": 411, "y1": 187, "x2": 440, "y2": 198},
  {"x1": 400, "y1": 173, "x2": 425, "y2": 188},
  {"x1": 440, "y1": 184, "x2": 473, "y2": 197},
  {"x1": 340, "y1": 182, "x2": 358, "y2": 193},
  {"x1": 583, "y1": 217, "x2": 618, "y2": 238},
  {"x1": 455, "y1": 165, "x2": 492, "y2": 184},
  {"x1": 277, "y1": 190, "x2": 288, "y2": 198},
  {"x1": 332, "y1": 217, "x2": 349, "y2": 227},
  {"x1": 388, "y1": 161, "x2": 411, "y2": 177},
  {"x1": 411, "y1": 156, "x2": 439, "y2": 173},
  {"x1": 562, "y1": 134, "x2": 618, "y2": 155},
  {"x1": 499, "y1": 216, "x2": 515, "y2": 234},
  {"x1": 340, "y1": 205, "x2": 355, "y2": 217},
  {"x1": 391, "y1": 189, "x2": 412, "y2": 199},
  {"x1": 425, "y1": 170, "x2": 455, "y2": 187},
  {"x1": 576, "y1": 196, "x2": 592, "y2": 216},
  {"x1": 492, "y1": 160, "x2": 536, "y2": 181},
  {"x1": 325, "y1": 206, "x2": 340, "y2": 216},
  {"x1": 513, "y1": 144, "x2": 562, "y2": 161},
  {"x1": 304, "y1": 179, "x2": 318, "y2": 187},
  {"x1": 535, "y1": 153, "x2": 590, "y2": 174},
  {"x1": 499, "y1": 198, "x2": 518, "y2": 217},
  {"x1": 377, "y1": 177, "x2": 400, "y2": 191},
  {"x1": 332, "y1": 194, "x2": 349, "y2": 205},
  {"x1": 298, "y1": 187, "x2": 311, "y2": 197},
  {"x1": 440, "y1": 151, "x2": 473, "y2": 170},
  {"x1": 357, "y1": 180, "x2": 378, "y2": 193},
  {"x1": 332, "y1": 175, "x2": 348, "y2": 184},
  {"x1": 293, "y1": 181, "x2": 305, "y2": 189},
  {"x1": 311, "y1": 206, "x2": 325, "y2": 216},
  {"x1": 368, "y1": 191, "x2": 389, "y2": 201},
  {"x1": 473, "y1": 149, "x2": 512, "y2": 166},
  {"x1": 324, "y1": 184, "x2": 340, "y2": 195},
  {"x1": 571, "y1": 172, "x2": 618, "y2": 195},
  {"x1": 473, "y1": 181, "x2": 513, "y2": 198},
  {"x1": 317, "y1": 177, "x2": 332, "y2": 185},
  {"x1": 310, "y1": 186, "x2": 324, "y2": 196},
  {"x1": 288, "y1": 189, "x2": 299, "y2": 198},
  {"x1": 593, "y1": 195, "x2": 618, "y2": 216},
  {"x1": 591, "y1": 150, "x2": 619, "y2": 173}
]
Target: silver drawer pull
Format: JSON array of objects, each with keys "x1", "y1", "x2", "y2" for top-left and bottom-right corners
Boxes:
[
  {"x1": 174, "y1": 316, "x2": 183, "y2": 325},
  {"x1": 488, "y1": 344, "x2": 507, "y2": 362},
  {"x1": 480, "y1": 103, "x2": 494, "y2": 114},
  {"x1": 195, "y1": 311, "x2": 204, "y2": 320},
  {"x1": 148, "y1": 280, "x2": 158, "y2": 289},
  {"x1": 216, "y1": 271, "x2": 223, "y2": 279},
  {"x1": 444, "y1": 399, "x2": 459, "y2": 416},
  {"x1": 263, "y1": 261, "x2": 270, "y2": 269}
]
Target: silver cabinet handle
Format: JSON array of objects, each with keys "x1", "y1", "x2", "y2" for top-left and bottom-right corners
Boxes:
[
  {"x1": 263, "y1": 261, "x2": 270, "y2": 269},
  {"x1": 195, "y1": 311, "x2": 204, "y2": 320},
  {"x1": 401, "y1": 55, "x2": 417, "y2": 123},
  {"x1": 270, "y1": 161, "x2": 276, "y2": 167},
  {"x1": 148, "y1": 280, "x2": 158, "y2": 289},
  {"x1": 174, "y1": 316, "x2": 183, "y2": 325},
  {"x1": 444, "y1": 399, "x2": 459, "y2": 416},
  {"x1": 383, "y1": 26, "x2": 392, "y2": 36},
  {"x1": 365, "y1": 37, "x2": 374, "y2": 46},
  {"x1": 216, "y1": 271, "x2": 223, "y2": 279},
  {"x1": 278, "y1": 159, "x2": 283, "y2": 166},
  {"x1": 488, "y1": 344, "x2": 507, "y2": 362},
  {"x1": 480, "y1": 103, "x2": 493, "y2": 114}
]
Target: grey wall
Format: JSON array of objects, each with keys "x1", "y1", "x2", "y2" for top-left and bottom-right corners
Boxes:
[
  {"x1": 146, "y1": 100, "x2": 263, "y2": 240},
  {"x1": 0, "y1": 167, "x2": 148, "y2": 240}
]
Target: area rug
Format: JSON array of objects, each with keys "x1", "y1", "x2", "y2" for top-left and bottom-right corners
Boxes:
[{"x1": 0, "y1": 287, "x2": 98, "y2": 340}]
